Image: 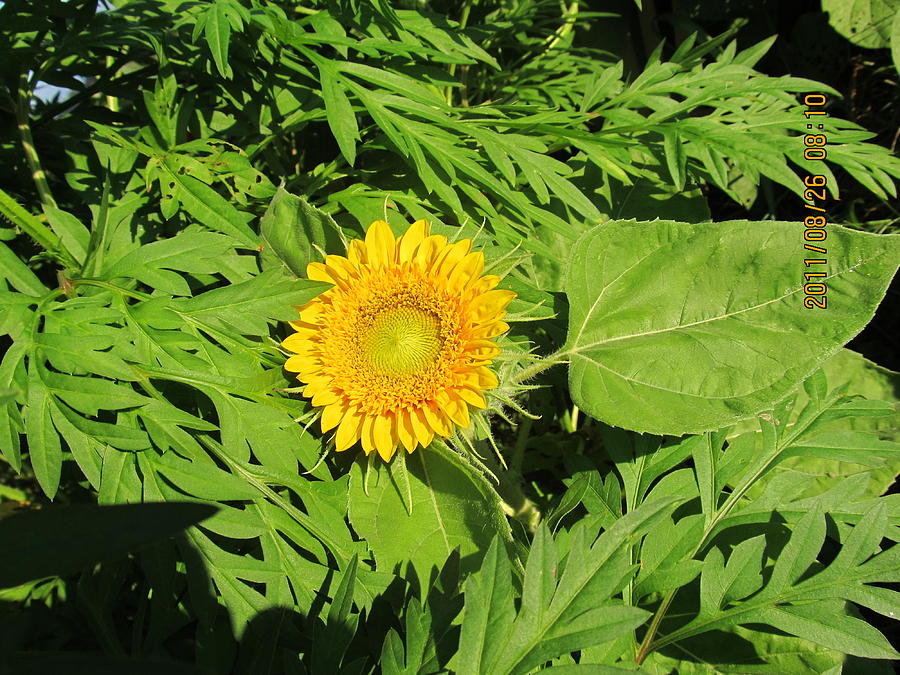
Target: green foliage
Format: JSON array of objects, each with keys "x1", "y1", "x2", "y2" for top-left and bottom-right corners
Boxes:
[
  {"x1": 564, "y1": 219, "x2": 899, "y2": 435},
  {"x1": 0, "y1": 0, "x2": 898, "y2": 672}
]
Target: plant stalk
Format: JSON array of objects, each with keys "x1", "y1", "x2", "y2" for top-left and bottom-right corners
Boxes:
[
  {"x1": 446, "y1": 2, "x2": 472, "y2": 105},
  {"x1": 16, "y1": 72, "x2": 56, "y2": 209}
]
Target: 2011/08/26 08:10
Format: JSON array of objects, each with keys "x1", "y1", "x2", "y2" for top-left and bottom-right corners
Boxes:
[{"x1": 802, "y1": 94, "x2": 829, "y2": 310}]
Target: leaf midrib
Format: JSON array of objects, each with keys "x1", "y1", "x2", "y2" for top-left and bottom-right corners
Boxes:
[{"x1": 570, "y1": 251, "x2": 880, "y2": 355}]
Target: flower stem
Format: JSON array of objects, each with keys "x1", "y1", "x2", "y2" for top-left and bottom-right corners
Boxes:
[
  {"x1": 512, "y1": 346, "x2": 570, "y2": 384},
  {"x1": 545, "y1": 1, "x2": 580, "y2": 51},
  {"x1": 16, "y1": 72, "x2": 56, "y2": 209},
  {"x1": 446, "y1": 2, "x2": 472, "y2": 105}
]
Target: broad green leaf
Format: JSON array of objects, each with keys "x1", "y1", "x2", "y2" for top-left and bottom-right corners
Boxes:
[
  {"x1": 640, "y1": 624, "x2": 848, "y2": 675},
  {"x1": 0, "y1": 502, "x2": 216, "y2": 587},
  {"x1": 348, "y1": 442, "x2": 511, "y2": 590},
  {"x1": 822, "y1": 0, "x2": 897, "y2": 48},
  {"x1": 259, "y1": 186, "x2": 341, "y2": 278},
  {"x1": 734, "y1": 349, "x2": 900, "y2": 499},
  {"x1": 892, "y1": 9, "x2": 900, "y2": 74},
  {"x1": 565, "y1": 220, "x2": 900, "y2": 435}
]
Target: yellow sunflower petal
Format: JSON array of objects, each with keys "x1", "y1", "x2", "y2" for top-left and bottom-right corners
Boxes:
[
  {"x1": 475, "y1": 366, "x2": 499, "y2": 389},
  {"x1": 365, "y1": 220, "x2": 396, "y2": 268},
  {"x1": 423, "y1": 403, "x2": 452, "y2": 437},
  {"x1": 284, "y1": 354, "x2": 317, "y2": 373},
  {"x1": 288, "y1": 320, "x2": 319, "y2": 335},
  {"x1": 348, "y1": 239, "x2": 367, "y2": 266},
  {"x1": 467, "y1": 274, "x2": 501, "y2": 297},
  {"x1": 398, "y1": 219, "x2": 430, "y2": 262},
  {"x1": 373, "y1": 414, "x2": 398, "y2": 461},
  {"x1": 433, "y1": 239, "x2": 471, "y2": 278},
  {"x1": 414, "y1": 234, "x2": 449, "y2": 269},
  {"x1": 471, "y1": 289, "x2": 517, "y2": 322},
  {"x1": 397, "y1": 411, "x2": 417, "y2": 452},
  {"x1": 411, "y1": 408, "x2": 435, "y2": 448},
  {"x1": 307, "y1": 261, "x2": 338, "y2": 285},
  {"x1": 335, "y1": 406, "x2": 363, "y2": 451},
  {"x1": 282, "y1": 333, "x2": 313, "y2": 352},
  {"x1": 457, "y1": 386, "x2": 487, "y2": 409},
  {"x1": 448, "y1": 251, "x2": 485, "y2": 292},
  {"x1": 360, "y1": 415, "x2": 376, "y2": 454},
  {"x1": 441, "y1": 394, "x2": 471, "y2": 429},
  {"x1": 312, "y1": 388, "x2": 340, "y2": 407},
  {"x1": 321, "y1": 403, "x2": 345, "y2": 432},
  {"x1": 325, "y1": 254, "x2": 358, "y2": 279},
  {"x1": 472, "y1": 320, "x2": 510, "y2": 339}
]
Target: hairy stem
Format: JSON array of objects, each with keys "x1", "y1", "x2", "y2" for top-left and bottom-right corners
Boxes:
[{"x1": 511, "y1": 346, "x2": 570, "y2": 384}]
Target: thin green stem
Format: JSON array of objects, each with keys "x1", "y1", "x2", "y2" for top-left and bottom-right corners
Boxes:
[
  {"x1": 510, "y1": 417, "x2": 532, "y2": 475},
  {"x1": 446, "y1": 2, "x2": 473, "y2": 105},
  {"x1": 512, "y1": 346, "x2": 570, "y2": 385},
  {"x1": 16, "y1": 72, "x2": 56, "y2": 209},
  {"x1": 544, "y1": 1, "x2": 580, "y2": 51},
  {"x1": 72, "y1": 278, "x2": 152, "y2": 302},
  {"x1": 104, "y1": 56, "x2": 120, "y2": 113}
]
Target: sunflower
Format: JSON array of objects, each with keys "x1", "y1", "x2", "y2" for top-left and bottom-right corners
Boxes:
[{"x1": 282, "y1": 219, "x2": 515, "y2": 461}]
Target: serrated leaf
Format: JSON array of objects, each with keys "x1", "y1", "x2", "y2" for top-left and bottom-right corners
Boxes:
[
  {"x1": 457, "y1": 537, "x2": 516, "y2": 675},
  {"x1": 151, "y1": 451, "x2": 260, "y2": 501},
  {"x1": 172, "y1": 268, "x2": 330, "y2": 335},
  {"x1": 660, "y1": 504, "x2": 900, "y2": 660},
  {"x1": 42, "y1": 370, "x2": 149, "y2": 416},
  {"x1": 0, "y1": 242, "x2": 46, "y2": 296},
  {"x1": 169, "y1": 172, "x2": 257, "y2": 246},
  {"x1": 204, "y1": 1, "x2": 234, "y2": 79},
  {"x1": 466, "y1": 499, "x2": 673, "y2": 675},
  {"x1": 320, "y1": 64, "x2": 359, "y2": 166},
  {"x1": 104, "y1": 230, "x2": 236, "y2": 292},
  {"x1": 36, "y1": 332, "x2": 137, "y2": 381},
  {"x1": 24, "y1": 369, "x2": 62, "y2": 499}
]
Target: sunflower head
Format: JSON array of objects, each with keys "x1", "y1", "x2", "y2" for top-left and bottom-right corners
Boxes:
[{"x1": 282, "y1": 220, "x2": 515, "y2": 462}]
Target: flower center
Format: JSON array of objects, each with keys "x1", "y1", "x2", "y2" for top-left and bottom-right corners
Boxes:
[{"x1": 365, "y1": 307, "x2": 442, "y2": 375}]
